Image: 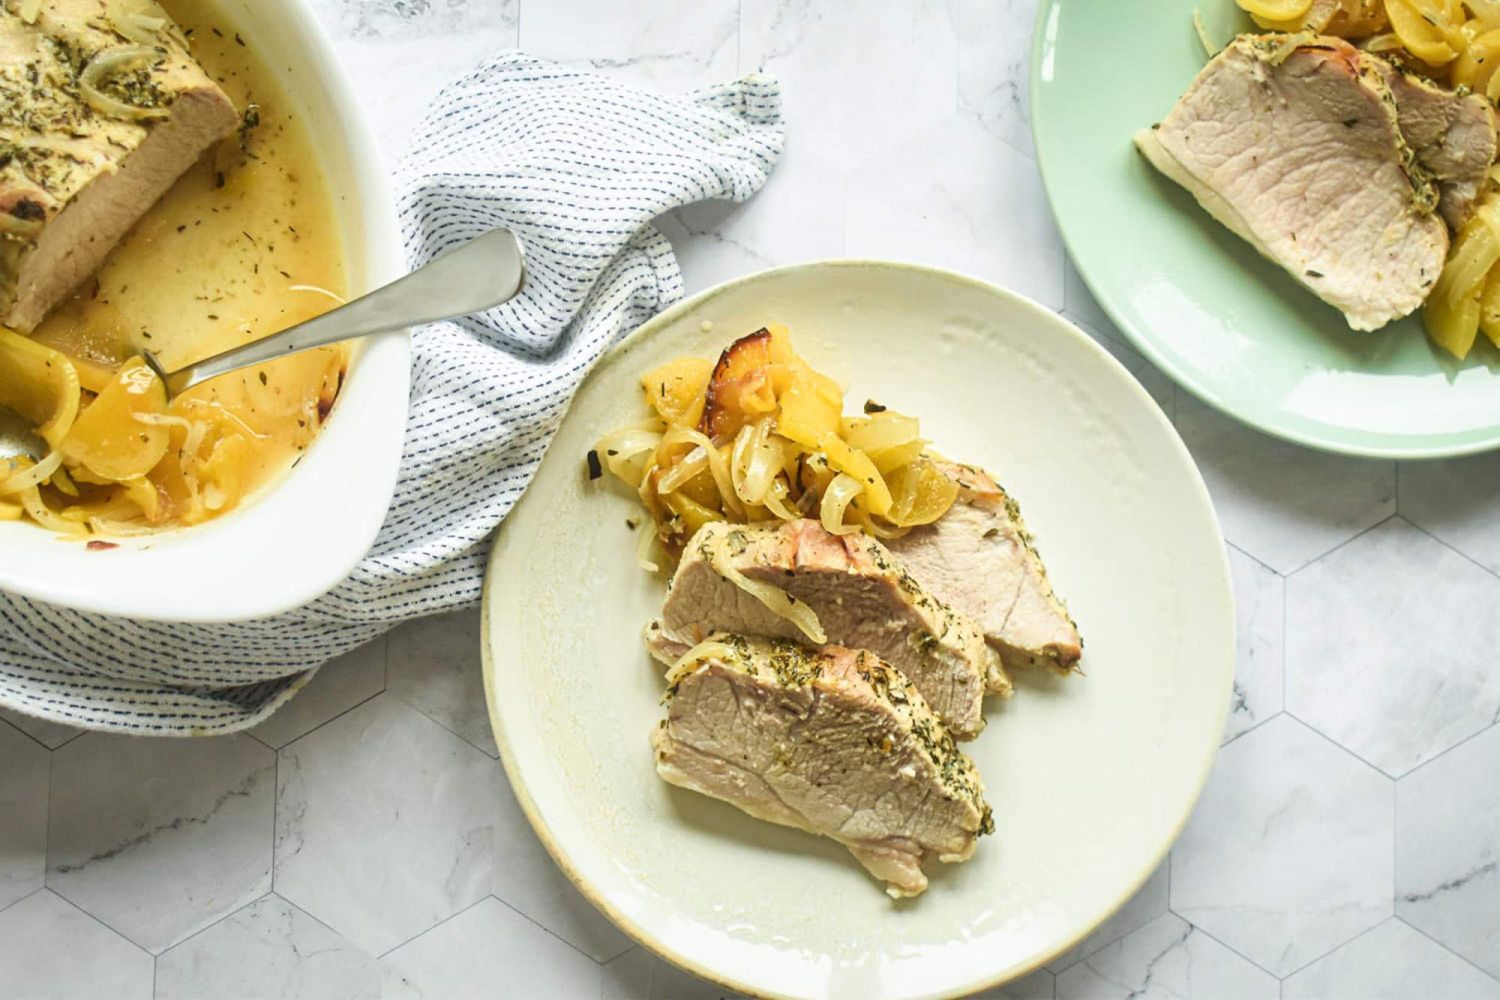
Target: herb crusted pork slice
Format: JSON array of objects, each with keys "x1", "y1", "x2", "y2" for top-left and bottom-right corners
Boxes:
[
  {"x1": 1377, "y1": 64, "x2": 1498, "y2": 230},
  {"x1": 886, "y1": 462, "x2": 1081, "y2": 675},
  {"x1": 652, "y1": 633, "x2": 993, "y2": 899},
  {"x1": 659, "y1": 519, "x2": 1005, "y2": 740},
  {"x1": 0, "y1": 0, "x2": 240, "y2": 331},
  {"x1": 1135, "y1": 33, "x2": 1450, "y2": 332}
]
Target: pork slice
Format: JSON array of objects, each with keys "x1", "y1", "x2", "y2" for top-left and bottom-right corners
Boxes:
[
  {"x1": 886, "y1": 462, "x2": 1081, "y2": 675},
  {"x1": 1135, "y1": 34, "x2": 1449, "y2": 332},
  {"x1": 651, "y1": 633, "x2": 993, "y2": 898},
  {"x1": 1375, "y1": 64, "x2": 1498, "y2": 229},
  {"x1": 0, "y1": 0, "x2": 239, "y2": 331},
  {"x1": 644, "y1": 619, "x2": 696, "y2": 667},
  {"x1": 660, "y1": 519, "x2": 1003, "y2": 740}
]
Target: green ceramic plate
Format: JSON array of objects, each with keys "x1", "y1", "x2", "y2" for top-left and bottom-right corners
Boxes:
[{"x1": 1031, "y1": 1, "x2": 1500, "y2": 458}]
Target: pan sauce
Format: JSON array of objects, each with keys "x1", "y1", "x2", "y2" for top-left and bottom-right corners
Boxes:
[{"x1": 21, "y1": 0, "x2": 348, "y2": 532}]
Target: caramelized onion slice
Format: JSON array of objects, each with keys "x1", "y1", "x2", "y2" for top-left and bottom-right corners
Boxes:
[{"x1": 79, "y1": 46, "x2": 172, "y2": 122}]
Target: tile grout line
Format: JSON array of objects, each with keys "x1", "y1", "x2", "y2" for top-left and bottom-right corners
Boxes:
[
  {"x1": 1283, "y1": 709, "x2": 1401, "y2": 783},
  {"x1": 1392, "y1": 715, "x2": 1500, "y2": 785},
  {"x1": 1219, "y1": 708, "x2": 1285, "y2": 749},
  {"x1": 488, "y1": 894, "x2": 618, "y2": 969},
  {"x1": 156, "y1": 890, "x2": 278, "y2": 973},
  {"x1": 1395, "y1": 914, "x2": 1500, "y2": 988},
  {"x1": 270, "y1": 748, "x2": 280, "y2": 894},
  {"x1": 0, "y1": 713, "x2": 60, "y2": 753},
  {"x1": 1162, "y1": 911, "x2": 1285, "y2": 984},
  {"x1": 266, "y1": 890, "x2": 384, "y2": 966},
  {"x1": 84, "y1": 745, "x2": 284, "y2": 957},
  {"x1": 375, "y1": 893, "x2": 491, "y2": 962},
  {"x1": 1279, "y1": 530, "x2": 1288, "y2": 728},
  {"x1": 1277, "y1": 915, "x2": 1392, "y2": 982},
  {"x1": 43, "y1": 732, "x2": 55, "y2": 895},
  {"x1": 1281, "y1": 509, "x2": 1400, "y2": 581},
  {"x1": 0, "y1": 886, "x2": 43, "y2": 919},
  {"x1": 1194, "y1": 921, "x2": 1285, "y2": 984},
  {"x1": 387, "y1": 690, "x2": 499, "y2": 760},
  {"x1": 256, "y1": 685, "x2": 386, "y2": 756},
  {"x1": 1405, "y1": 515, "x2": 1500, "y2": 586},
  {"x1": 1226, "y1": 538, "x2": 1284, "y2": 582},
  {"x1": 51, "y1": 888, "x2": 156, "y2": 964}
]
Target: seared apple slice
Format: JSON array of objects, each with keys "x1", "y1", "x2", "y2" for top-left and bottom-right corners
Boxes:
[{"x1": 699, "y1": 328, "x2": 775, "y2": 440}]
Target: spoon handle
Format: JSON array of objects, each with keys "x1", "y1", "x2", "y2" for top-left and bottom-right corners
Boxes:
[{"x1": 148, "y1": 229, "x2": 526, "y2": 398}]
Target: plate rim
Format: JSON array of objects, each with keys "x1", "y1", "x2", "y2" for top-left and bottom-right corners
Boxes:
[
  {"x1": 481, "y1": 258, "x2": 1235, "y2": 1000},
  {"x1": 1028, "y1": 0, "x2": 1500, "y2": 461}
]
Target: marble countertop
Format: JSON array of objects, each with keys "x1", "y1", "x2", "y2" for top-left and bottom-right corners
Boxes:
[{"x1": 3, "y1": 1, "x2": 1500, "y2": 998}]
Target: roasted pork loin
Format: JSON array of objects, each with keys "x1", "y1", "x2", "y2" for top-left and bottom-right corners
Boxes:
[
  {"x1": 0, "y1": 0, "x2": 239, "y2": 331},
  {"x1": 652, "y1": 633, "x2": 993, "y2": 898},
  {"x1": 1378, "y1": 65, "x2": 1497, "y2": 230},
  {"x1": 659, "y1": 519, "x2": 1005, "y2": 740},
  {"x1": 1136, "y1": 34, "x2": 1450, "y2": 331},
  {"x1": 887, "y1": 462, "x2": 1081, "y2": 675}
]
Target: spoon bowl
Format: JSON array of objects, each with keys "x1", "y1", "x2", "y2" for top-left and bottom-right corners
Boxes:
[{"x1": 0, "y1": 404, "x2": 45, "y2": 464}]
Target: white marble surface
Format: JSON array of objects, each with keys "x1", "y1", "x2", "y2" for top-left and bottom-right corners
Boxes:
[
  {"x1": 1171, "y1": 716, "x2": 1394, "y2": 977},
  {"x1": 3, "y1": 0, "x2": 1500, "y2": 997},
  {"x1": 274, "y1": 696, "x2": 496, "y2": 956}
]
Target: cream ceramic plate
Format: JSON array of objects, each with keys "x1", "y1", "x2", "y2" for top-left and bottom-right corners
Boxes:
[{"x1": 482, "y1": 262, "x2": 1234, "y2": 999}]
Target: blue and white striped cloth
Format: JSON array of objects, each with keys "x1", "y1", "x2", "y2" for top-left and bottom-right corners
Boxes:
[{"x1": 0, "y1": 54, "x2": 784, "y2": 735}]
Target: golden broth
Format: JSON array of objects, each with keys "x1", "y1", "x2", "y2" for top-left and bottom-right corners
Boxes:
[{"x1": 27, "y1": 0, "x2": 348, "y2": 530}]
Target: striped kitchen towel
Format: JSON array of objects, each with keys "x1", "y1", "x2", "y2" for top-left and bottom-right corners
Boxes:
[{"x1": 0, "y1": 54, "x2": 783, "y2": 735}]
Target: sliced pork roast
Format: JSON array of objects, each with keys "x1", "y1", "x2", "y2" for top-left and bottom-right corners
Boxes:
[
  {"x1": 887, "y1": 462, "x2": 1081, "y2": 675},
  {"x1": 0, "y1": 1, "x2": 240, "y2": 331},
  {"x1": 1135, "y1": 34, "x2": 1449, "y2": 331},
  {"x1": 659, "y1": 519, "x2": 1004, "y2": 740},
  {"x1": 651, "y1": 633, "x2": 993, "y2": 898},
  {"x1": 1377, "y1": 66, "x2": 1498, "y2": 229}
]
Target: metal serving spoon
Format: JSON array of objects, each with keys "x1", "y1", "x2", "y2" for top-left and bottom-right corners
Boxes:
[
  {"x1": 0, "y1": 406, "x2": 45, "y2": 464},
  {"x1": 0, "y1": 229, "x2": 527, "y2": 462}
]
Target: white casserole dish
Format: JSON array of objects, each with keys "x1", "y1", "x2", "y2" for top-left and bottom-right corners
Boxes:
[{"x1": 0, "y1": 0, "x2": 409, "y2": 623}]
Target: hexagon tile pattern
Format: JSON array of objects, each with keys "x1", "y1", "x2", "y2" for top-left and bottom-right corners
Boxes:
[
  {"x1": 387, "y1": 607, "x2": 498, "y2": 758},
  {"x1": 1398, "y1": 723, "x2": 1500, "y2": 980},
  {"x1": 1400, "y1": 452, "x2": 1500, "y2": 576},
  {"x1": 274, "y1": 694, "x2": 496, "y2": 956},
  {"x1": 1225, "y1": 543, "x2": 1285, "y2": 744},
  {"x1": 6, "y1": 0, "x2": 1500, "y2": 995},
  {"x1": 1045, "y1": 863, "x2": 1169, "y2": 974},
  {"x1": 494, "y1": 769, "x2": 634, "y2": 962},
  {"x1": 1284, "y1": 920, "x2": 1500, "y2": 1000},
  {"x1": 381, "y1": 897, "x2": 602, "y2": 997},
  {"x1": 155, "y1": 895, "x2": 380, "y2": 1000},
  {"x1": 1174, "y1": 393, "x2": 1395, "y2": 575},
  {"x1": 1170, "y1": 715, "x2": 1394, "y2": 976},
  {"x1": 249, "y1": 638, "x2": 387, "y2": 751},
  {"x1": 0, "y1": 717, "x2": 48, "y2": 909},
  {"x1": 47, "y1": 732, "x2": 274, "y2": 954},
  {"x1": 0, "y1": 890, "x2": 153, "y2": 999},
  {"x1": 1287, "y1": 517, "x2": 1500, "y2": 777},
  {"x1": 1055, "y1": 913, "x2": 1278, "y2": 999}
]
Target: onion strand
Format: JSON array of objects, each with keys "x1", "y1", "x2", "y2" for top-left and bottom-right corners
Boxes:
[
  {"x1": 595, "y1": 327, "x2": 959, "y2": 566},
  {"x1": 79, "y1": 46, "x2": 172, "y2": 122}
]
